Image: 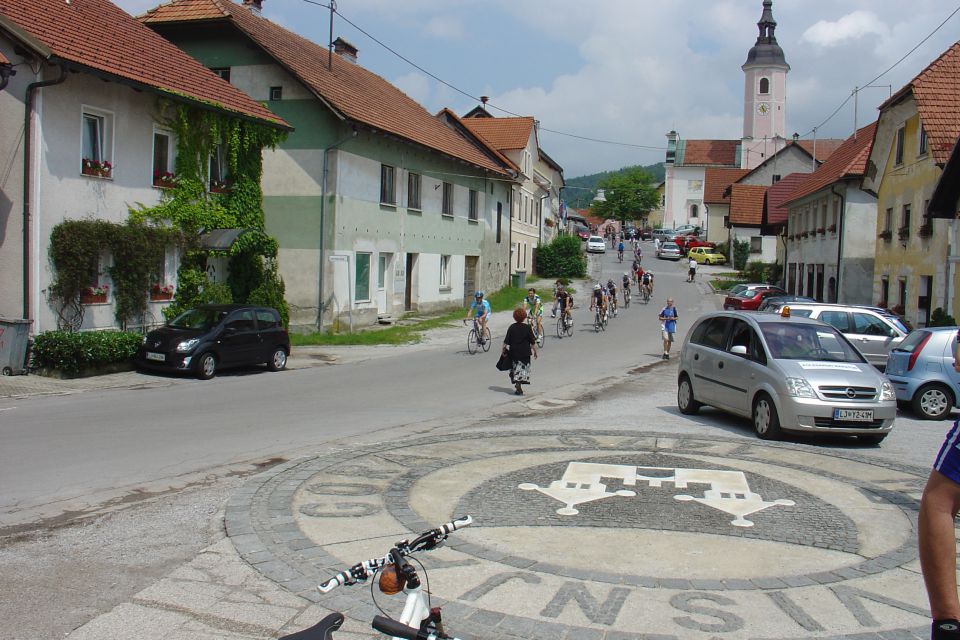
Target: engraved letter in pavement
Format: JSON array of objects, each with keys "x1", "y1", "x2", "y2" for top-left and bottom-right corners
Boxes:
[{"x1": 519, "y1": 461, "x2": 795, "y2": 527}]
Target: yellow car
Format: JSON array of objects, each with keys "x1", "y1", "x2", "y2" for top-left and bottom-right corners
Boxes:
[{"x1": 688, "y1": 247, "x2": 726, "y2": 265}]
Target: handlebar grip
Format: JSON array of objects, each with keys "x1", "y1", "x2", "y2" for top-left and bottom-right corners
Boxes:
[
  {"x1": 317, "y1": 571, "x2": 350, "y2": 593},
  {"x1": 440, "y1": 514, "x2": 472, "y2": 534},
  {"x1": 371, "y1": 615, "x2": 428, "y2": 640}
]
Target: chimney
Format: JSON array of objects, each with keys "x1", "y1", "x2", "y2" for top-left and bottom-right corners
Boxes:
[
  {"x1": 242, "y1": 0, "x2": 262, "y2": 14},
  {"x1": 333, "y1": 37, "x2": 358, "y2": 63}
]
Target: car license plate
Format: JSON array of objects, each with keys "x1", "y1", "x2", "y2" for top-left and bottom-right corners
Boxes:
[
  {"x1": 834, "y1": 408, "x2": 873, "y2": 422},
  {"x1": 146, "y1": 352, "x2": 165, "y2": 362}
]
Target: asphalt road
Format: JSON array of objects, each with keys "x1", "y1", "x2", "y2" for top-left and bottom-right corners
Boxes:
[{"x1": 0, "y1": 241, "x2": 712, "y2": 531}]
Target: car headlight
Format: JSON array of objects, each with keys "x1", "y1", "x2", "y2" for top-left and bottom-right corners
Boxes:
[
  {"x1": 785, "y1": 377, "x2": 816, "y2": 398},
  {"x1": 881, "y1": 381, "x2": 896, "y2": 401},
  {"x1": 176, "y1": 338, "x2": 200, "y2": 353}
]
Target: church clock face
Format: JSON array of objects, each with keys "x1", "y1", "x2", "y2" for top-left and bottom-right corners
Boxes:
[{"x1": 757, "y1": 102, "x2": 770, "y2": 115}]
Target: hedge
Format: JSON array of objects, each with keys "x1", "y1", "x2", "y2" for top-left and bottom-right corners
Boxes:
[
  {"x1": 31, "y1": 330, "x2": 142, "y2": 375},
  {"x1": 535, "y1": 235, "x2": 587, "y2": 278}
]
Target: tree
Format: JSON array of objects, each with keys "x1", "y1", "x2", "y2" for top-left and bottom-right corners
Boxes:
[{"x1": 589, "y1": 168, "x2": 659, "y2": 227}]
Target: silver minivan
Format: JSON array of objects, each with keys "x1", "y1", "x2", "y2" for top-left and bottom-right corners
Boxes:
[
  {"x1": 779, "y1": 304, "x2": 908, "y2": 369},
  {"x1": 677, "y1": 311, "x2": 896, "y2": 443}
]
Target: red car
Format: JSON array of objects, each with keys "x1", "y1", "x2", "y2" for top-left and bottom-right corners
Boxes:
[
  {"x1": 673, "y1": 234, "x2": 714, "y2": 253},
  {"x1": 723, "y1": 286, "x2": 786, "y2": 310}
]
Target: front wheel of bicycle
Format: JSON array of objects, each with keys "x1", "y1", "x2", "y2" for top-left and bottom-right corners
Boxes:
[
  {"x1": 564, "y1": 316, "x2": 574, "y2": 337},
  {"x1": 536, "y1": 326, "x2": 545, "y2": 348},
  {"x1": 481, "y1": 326, "x2": 492, "y2": 352},
  {"x1": 556, "y1": 316, "x2": 565, "y2": 339},
  {"x1": 467, "y1": 329, "x2": 478, "y2": 354}
]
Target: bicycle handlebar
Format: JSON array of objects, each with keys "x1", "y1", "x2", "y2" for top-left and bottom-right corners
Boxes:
[
  {"x1": 317, "y1": 516, "x2": 473, "y2": 594},
  {"x1": 372, "y1": 615, "x2": 432, "y2": 640}
]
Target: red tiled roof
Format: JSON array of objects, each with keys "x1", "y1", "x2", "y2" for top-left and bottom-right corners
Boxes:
[
  {"x1": 793, "y1": 139, "x2": 845, "y2": 163},
  {"x1": 437, "y1": 108, "x2": 518, "y2": 173},
  {"x1": 766, "y1": 173, "x2": 809, "y2": 225},
  {"x1": 910, "y1": 41, "x2": 960, "y2": 164},
  {"x1": 784, "y1": 122, "x2": 877, "y2": 205},
  {"x1": 0, "y1": 0, "x2": 286, "y2": 128},
  {"x1": 704, "y1": 168, "x2": 749, "y2": 204},
  {"x1": 142, "y1": 0, "x2": 509, "y2": 175},
  {"x1": 679, "y1": 140, "x2": 740, "y2": 166},
  {"x1": 460, "y1": 116, "x2": 535, "y2": 152},
  {"x1": 729, "y1": 184, "x2": 767, "y2": 226}
]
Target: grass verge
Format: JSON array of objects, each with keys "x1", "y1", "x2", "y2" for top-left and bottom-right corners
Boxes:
[{"x1": 290, "y1": 284, "x2": 568, "y2": 347}]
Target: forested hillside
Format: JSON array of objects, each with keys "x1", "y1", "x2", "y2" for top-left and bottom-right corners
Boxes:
[{"x1": 564, "y1": 163, "x2": 665, "y2": 209}]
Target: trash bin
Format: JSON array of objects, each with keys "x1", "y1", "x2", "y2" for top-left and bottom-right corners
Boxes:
[
  {"x1": 515, "y1": 270, "x2": 526, "y2": 289},
  {"x1": 0, "y1": 317, "x2": 32, "y2": 376},
  {"x1": 511, "y1": 273, "x2": 520, "y2": 288}
]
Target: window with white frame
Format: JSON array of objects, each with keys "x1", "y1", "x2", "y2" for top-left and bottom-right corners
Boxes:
[
  {"x1": 380, "y1": 164, "x2": 396, "y2": 205},
  {"x1": 442, "y1": 182, "x2": 454, "y2": 216},
  {"x1": 209, "y1": 143, "x2": 231, "y2": 191},
  {"x1": 407, "y1": 172, "x2": 422, "y2": 210},
  {"x1": 919, "y1": 126, "x2": 928, "y2": 157},
  {"x1": 469, "y1": 189, "x2": 479, "y2": 221},
  {"x1": 759, "y1": 77, "x2": 770, "y2": 94},
  {"x1": 440, "y1": 255, "x2": 450, "y2": 288},
  {"x1": 152, "y1": 129, "x2": 176, "y2": 187},
  {"x1": 81, "y1": 108, "x2": 113, "y2": 177},
  {"x1": 211, "y1": 67, "x2": 231, "y2": 82},
  {"x1": 269, "y1": 86, "x2": 282, "y2": 101},
  {"x1": 895, "y1": 126, "x2": 905, "y2": 165},
  {"x1": 750, "y1": 236, "x2": 762, "y2": 253}
]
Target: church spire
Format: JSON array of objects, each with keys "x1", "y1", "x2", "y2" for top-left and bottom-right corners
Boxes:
[{"x1": 743, "y1": 0, "x2": 789, "y2": 70}]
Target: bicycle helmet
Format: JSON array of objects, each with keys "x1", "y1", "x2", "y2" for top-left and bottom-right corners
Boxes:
[
  {"x1": 474, "y1": 290, "x2": 484, "y2": 298},
  {"x1": 594, "y1": 283, "x2": 601, "y2": 291},
  {"x1": 624, "y1": 272, "x2": 630, "y2": 277}
]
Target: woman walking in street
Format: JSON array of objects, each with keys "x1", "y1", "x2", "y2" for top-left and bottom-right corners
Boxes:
[{"x1": 503, "y1": 307, "x2": 538, "y2": 395}]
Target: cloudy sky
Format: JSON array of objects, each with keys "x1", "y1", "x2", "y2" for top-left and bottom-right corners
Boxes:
[{"x1": 115, "y1": 0, "x2": 960, "y2": 178}]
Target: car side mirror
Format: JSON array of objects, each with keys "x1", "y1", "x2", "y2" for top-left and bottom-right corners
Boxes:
[{"x1": 730, "y1": 345, "x2": 749, "y2": 357}]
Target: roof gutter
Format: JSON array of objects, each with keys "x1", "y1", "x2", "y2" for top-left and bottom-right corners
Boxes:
[{"x1": 23, "y1": 63, "x2": 67, "y2": 320}]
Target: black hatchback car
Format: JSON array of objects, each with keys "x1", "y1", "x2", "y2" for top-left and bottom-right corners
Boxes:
[{"x1": 136, "y1": 304, "x2": 290, "y2": 379}]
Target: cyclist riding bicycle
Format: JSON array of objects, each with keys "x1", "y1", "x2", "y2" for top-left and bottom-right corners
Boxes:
[
  {"x1": 523, "y1": 287, "x2": 544, "y2": 338},
  {"x1": 550, "y1": 279, "x2": 564, "y2": 317},
  {"x1": 464, "y1": 290, "x2": 491, "y2": 341},
  {"x1": 606, "y1": 278, "x2": 618, "y2": 314},
  {"x1": 589, "y1": 283, "x2": 607, "y2": 320},
  {"x1": 555, "y1": 285, "x2": 573, "y2": 324},
  {"x1": 622, "y1": 272, "x2": 631, "y2": 301},
  {"x1": 617, "y1": 240, "x2": 625, "y2": 262},
  {"x1": 641, "y1": 270, "x2": 654, "y2": 298}
]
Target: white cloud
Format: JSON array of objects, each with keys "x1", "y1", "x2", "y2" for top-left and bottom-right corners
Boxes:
[
  {"x1": 801, "y1": 11, "x2": 890, "y2": 48},
  {"x1": 392, "y1": 72, "x2": 432, "y2": 106},
  {"x1": 423, "y1": 16, "x2": 465, "y2": 40}
]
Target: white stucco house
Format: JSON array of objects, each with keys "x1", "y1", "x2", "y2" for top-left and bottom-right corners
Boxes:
[
  {"x1": 782, "y1": 123, "x2": 878, "y2": 303},
  {"x1": 0, "y1": 0, "x2": 287, "y2": 333}
]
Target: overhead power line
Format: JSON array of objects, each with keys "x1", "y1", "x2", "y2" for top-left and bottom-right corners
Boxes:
[
  {"x1": 307, "y1": 1, "x2": 959, "y2": 152},
  {"x1": 800, "y1": 3, "x2": 960, "y2": 136}
]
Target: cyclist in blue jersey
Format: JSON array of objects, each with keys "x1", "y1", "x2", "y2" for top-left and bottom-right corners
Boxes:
[{"x1": 464, "y1": 291, "x2": 491, "y2": 342}]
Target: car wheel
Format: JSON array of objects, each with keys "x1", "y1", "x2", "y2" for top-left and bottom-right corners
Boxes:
[
  {"x1": 677, "y1": 374, "x2": 701, "y2": 415},
  {"x1": 268, "y1": 347, "x2": 288, "y2": 372},
  {"x1": 858, "y1": 433, "x2": 888, "y2": 445},
  {"x1": 196, "y1": 352, "x2": 217, "y2": 380},
  {"x1": 753, "y1": 393, "x2": 782, "y2": 440},
  {"x1": 912, "y1": 383, "x2": 954, "y2": 420}
]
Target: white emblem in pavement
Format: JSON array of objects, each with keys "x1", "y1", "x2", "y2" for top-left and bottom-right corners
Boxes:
[{"x1": 518, "y1": 462, "x2": 795, "y2": 527}]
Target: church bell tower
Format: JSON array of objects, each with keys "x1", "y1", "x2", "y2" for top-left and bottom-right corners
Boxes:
[{"x1": 742, "y1": 0, "x2": 789, "y2": 169}]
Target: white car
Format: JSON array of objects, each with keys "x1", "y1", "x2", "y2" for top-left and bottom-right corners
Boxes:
[{"x1": 586, "y1": 236, "x2": 606, "y2": 253}]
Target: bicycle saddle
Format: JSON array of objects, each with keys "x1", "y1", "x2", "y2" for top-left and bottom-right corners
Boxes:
[{"x1": 278, "y1": 612, "x2": 345, "y2": 640}]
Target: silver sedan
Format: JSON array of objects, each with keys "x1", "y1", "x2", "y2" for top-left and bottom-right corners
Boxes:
[{"x1": 677, "y1": 311, "x2": 896, "y2": 444}]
